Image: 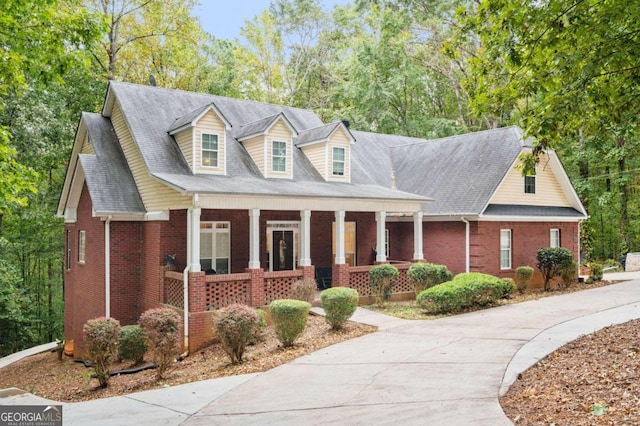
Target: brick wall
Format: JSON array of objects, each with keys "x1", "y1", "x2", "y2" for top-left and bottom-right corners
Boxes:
[
  {"x1": 64, "y1": 184, "x2": 107, "y2": 356},
  {"x1": 423, "y1": 221, "x2": 468, "y2": 274},
  {"x1": 109, "y1": 221, "x2": 142, "y2": 326}
]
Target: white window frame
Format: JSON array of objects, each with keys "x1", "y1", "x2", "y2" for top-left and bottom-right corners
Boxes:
[
  {"x1": 550, "y1": 228, "x2": 560, "y2": 248},
  {"x1": 524, "y1": 174, "x2": 536, "y2": 194},
  {"x1": 385, "y1": 228, "x2": 390, "y2": 258},
  {"x1": 200, "y1": 221, "x2": 230, "y2": 274},
  {"x1": 78, "y1": 230, "x2": 86, "y2": 264},
  {"x1": 332, "y1": 146, "x2": 345, "y2": 176},
  {"x1": 201, "y1": 133, "x2": 219, "y2": 168},
  {"x1": 272, "y1": 140, "x2": 287, "y2": 172},
  {"x1": 66, "y1": 230, "x2": 72, "y2": 270},
  {"x1": 500, "y1": 229, "x2": 512, "y2": 270}
]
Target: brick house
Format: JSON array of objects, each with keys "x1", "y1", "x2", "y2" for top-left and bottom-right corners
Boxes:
[{"x1": 57, "y1": 82, "x2": 587, "y2": 355}]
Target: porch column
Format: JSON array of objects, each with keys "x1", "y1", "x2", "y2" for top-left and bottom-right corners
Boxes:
[
  {"x1": 413, "y1": 211, "x2": 424, "y2": 261},
  {"x1": 376, "y1": 210, "x2": 387, "y2": 262},
  {"x1": 334, "y1": 210, "x2": 346, "y2": 264},
  {"x1": 189, "y1": 207, "x2": 201, "y2": 272},
  {"x1": 299, "y1": 209, "x2": 311, "y2": 267},
  {"x1": 248, "y1": 208, "x2": 261, "y2": 269}
]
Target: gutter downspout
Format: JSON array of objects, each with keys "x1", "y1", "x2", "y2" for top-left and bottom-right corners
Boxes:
[
  {"x1": 183, "y1": 207, "x2": 192, "y2": 354},
  {"x1": 105, "y1": 216, "x2": 112, "y2": 317},
  {"x1": 461, "y1": 217, "x2": 470, "y2": 273}
]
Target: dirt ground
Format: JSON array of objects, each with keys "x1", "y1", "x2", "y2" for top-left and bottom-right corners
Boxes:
[{"x1": 0, "y1": 315, "x2": 375, "y2": 402}]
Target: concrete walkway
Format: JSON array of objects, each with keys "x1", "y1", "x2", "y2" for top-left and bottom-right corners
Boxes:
[{"x1": 2, "y1": 276, "x2": 639, "y2": 425}]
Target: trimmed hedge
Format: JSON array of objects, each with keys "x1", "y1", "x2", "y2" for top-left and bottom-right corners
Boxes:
[
  {"x1": 320, "y1": 287, "x2": 358, "y2": 330},
  {"x1": 515, "y1": 266, "x2": 534, "y2": 294},
  {"x1": 407, "y1": 262, "x2": 452, "y2": 295},
  {"x1": 369, "y1": 264, "x2": 398, "y2": 306},
  {"x1": 118, "y1": 325, "x2": 147, "y2": 365},
  {"x1": 269, "y1": 299, "x2": 311, "y2": 347},
  {"x1": 416, "y1": 272, "x2": 510, "y2": 314}
]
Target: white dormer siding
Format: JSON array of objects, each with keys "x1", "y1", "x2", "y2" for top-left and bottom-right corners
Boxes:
[
  {"x1": 266, "y1": 121, "x2": 293, "y2": 179},
  {"x1": 299, "y1": 125, "x2": 352, "y2": 183},
  {"x1": 238, "y1": 115, "x2": 296, "y2": 179},
  {"x1": 170, "y1": 105, "x2": 229, "y2": 175}
]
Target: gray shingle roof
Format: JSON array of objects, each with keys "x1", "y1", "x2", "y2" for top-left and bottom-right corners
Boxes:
[
  {"x1": 295, "y1": 122, "x2": 342, "y2": 146},
  {"x1": 235, "y1": 113, "x2": 291, "y2": 141},
  {"x1": 483, "y1": 204, "x2": 585, "y2": 217},
  {"x1": 80, "y1": 113, "x2": 145, "y2": 214}
]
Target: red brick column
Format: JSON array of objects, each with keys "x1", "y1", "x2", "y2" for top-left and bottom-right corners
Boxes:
[
  {"x1": 332, "y1": 263, "x2": 350, "y2": 287},
  {"x1": 188, "y1": 271, "x2": 207, "y2": 312},
  {"x1": 299, "y1": 265, "x2": 315, "y2": 281},
  {"x1": 246, "y1": 268, "x2": 265, "y2": 306}
]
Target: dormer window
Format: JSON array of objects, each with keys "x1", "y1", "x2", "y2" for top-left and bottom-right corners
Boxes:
[
  {"x1": 524, "y1": 174, "x2": 536, "y2": 194},
  {"x1": 202, "y1": 133, "x2": 219, "y2": 168},
  {"x1": 272, "y1": 141, "x2": 287, "y2": 172},
  {"x1": 332, "y1": 147, "x2": 345, "y2": 176}
]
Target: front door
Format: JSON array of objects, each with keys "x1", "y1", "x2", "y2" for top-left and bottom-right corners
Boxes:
[{"x1": 272, "y1": 230, "x2": 294, "y2": 271}]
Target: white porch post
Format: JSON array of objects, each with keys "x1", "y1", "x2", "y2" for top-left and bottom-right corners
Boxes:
[
  {"x1": 189, "y1": 207, "x2": 201, "y2": 272},
  {"x1": 376, "y1": 211, "x2": 387, "y2": 262},
  {"x1": 299, "y1": 209, "x2": 311, "y2": 267},
  {"x1": 413, "y1": 211, "x2": 424, "y2": 261},
  {"x1": 334, "y1": 210, "x2": 346, "y2": 264},
  {"x1": 248, "y1": 208, "x2": 261, "y2": 269}
]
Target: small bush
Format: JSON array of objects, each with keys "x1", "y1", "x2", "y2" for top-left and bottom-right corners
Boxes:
[
  {"x1": 536, "y1": 247, "x2": 574, "y2": 291},
  {"x1": 216, "y1": 304, "x2": 261, "y2": 364},
  {"x1": 139, "y1": 308, "x2": 182, "y2": 380},
  {"x1": 515, "y1": 266, "x2": 534, "y2": 294},
  {"x1": 83, "y1": 317, "x2": 121, "y2": 388},
  {"x1": 249, "y1": 308, "x2": 267, "y2": 345},
  {"x1": 407, "y1": 262, "x2": 452, "y2": 295},
  {"x1": 118, "y1": 325, "x2": 147, "y2": 365},
  {"x1": 269, "y1": 299, "x2": 311, "y2": 347},
  {"x1": 500, "y1": 278, "x2": 516, "y2": 298},
  {"x1": 589, "y1": 262, "x2": 604, "y2": 282},
  {"x1": 416, "y1": 273, "x2": 507, "y2": 314},
  {"x1": 559, "y1": 260, "x2": 578, "y2": 289},
  {"x1": 289, "y1": 278, "x2": 317, "y2": 303},
  {"x1": 320, "y1": 287, "x2": 359, "y2": 330},
  {"x1": 369, "y1": 264, "x2": 398, "y2": 307}
]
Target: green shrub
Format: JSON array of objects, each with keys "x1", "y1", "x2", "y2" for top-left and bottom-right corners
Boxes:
[
  {"x1": 515, "y1": 266, "x2": 534, "y2": 294},
  {"x1": 416, "y1": 273, "x2": 507, "y2": 314},
  {"x1": 320, "y1": 287, "x2": 359, "y2": 330},
  {"x1": 369, "y1": 264, "x2": 398, "y2": 306},
  {"x1": 139, "y1": 308, "x2": 182, "y2": 380},
  {"x1": 407, "y1": 262, "x2": 452, "y2": 295},
  {"x1": 500, "y1": 278, "x2": 516, "y2": 298},
  {"x1": 589, "y1": 262, "x2": 604, "y2": 282},
  {"x1": 289, "y1": 278, "x2": 317, "y2": 303},
  {"x1": 536, "y1": 247, "x2": 574, "y2": 291},
  {"x1": 559, "y1": 260, "x2": 578, "y2": 289},
  {"x1": 216, "y1": 304, "x2": 261, "y2": 364},
  {"x1": 83, "y1": 317, "x2": 121, "y2": 388},
  {"x1": 249, "y1": 308, "x2": 267, "y2": 345},
  {"x1": 118, "y1": 325, "x2": 147, "y2": 365},
  {"x1": 269, "y1": 299, "x2": 311, "y2": 347}
]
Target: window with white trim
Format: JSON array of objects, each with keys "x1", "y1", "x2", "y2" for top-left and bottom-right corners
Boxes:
[
  {"x1": 272, "y1": 141, "x2": 287, "y2": 172},
  {"x1": 385, "y1": 228, "x2": 390, "y2": 258},
  {"x1": 66, "y1": 230, "x2": 72, "y2": 270},
  {"x1": 78, "y1": 230, "x2": 86, "y2": 264},
  {"x1": 201, "y1": 133, "x2": 219, "y2": 167},
  {"x1": 500, "y1": 229, "x2": 511, "y2": 270},
  {"x1": 524, "y1": 175, "x2": 536, "y2": 194},
  {"x1": 332, "y1": 147, "x2": 345, "y2": 176},
  {"x1": 550, "y1": 228, "x2": 560, "y2": 248},
  {"x1": 200, "y1": 222, "x2": 230, "y2": 274}
]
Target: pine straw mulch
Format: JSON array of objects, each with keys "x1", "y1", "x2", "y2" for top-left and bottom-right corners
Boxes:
[
  {"x1": 0, "y1": 315, "x2": 375, "y2": 402},
  {"x1": 501, "y1": 318, "x2": 640, "y2": 425}
]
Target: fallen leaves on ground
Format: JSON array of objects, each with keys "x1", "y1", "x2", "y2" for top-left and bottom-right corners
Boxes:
[
  {"x1": 0, "y1": 315, "x2": 375, "y2": 402},
  {"x1": 501, "y1": 318, "x2": 640, "y2": 425}
]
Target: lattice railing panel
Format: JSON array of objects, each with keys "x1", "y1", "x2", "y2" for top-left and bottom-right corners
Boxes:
[
  {"x1": 348, "y1": 264, "x2": 413, "y2": 297},
  {"x1": 206, "y1": 275, "x2": 250, "y2": 310},
  {"x1": 264, "y1": 270, "x2": 303, "y2": 303},
  {"x1": 164, "y1": 277, "x2": 184, "y2": 308}
]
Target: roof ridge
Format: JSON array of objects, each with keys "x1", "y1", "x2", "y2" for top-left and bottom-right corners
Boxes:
[{"x1": 385, "y1": 126, "x2": 524, "y2": 149}]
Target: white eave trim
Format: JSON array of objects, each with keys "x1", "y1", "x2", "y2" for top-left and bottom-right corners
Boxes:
[{"x1": 478, "y1": 214, "x2": 587, "y2": 222}]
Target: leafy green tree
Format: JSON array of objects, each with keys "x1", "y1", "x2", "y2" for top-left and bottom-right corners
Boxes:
[{"x1": 0, "y1": 263, "x2": 35, "y2": 356}]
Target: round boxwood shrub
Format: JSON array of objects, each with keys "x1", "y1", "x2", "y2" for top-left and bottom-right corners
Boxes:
[
  {"x1": 515, "y1": 266, "x2": 534, "y2": 294},
  {"x1": 118, "y1": 324, "x2": 147, "y2": 365},
  {"x1": 369, "y1": 264, "x2": 398, "y2": 306},
  {"x1": 216, "y1": 304, "x2": 261, "y2": 364},
  {"x1": 320, "y1": 287, "x2": 358, "y2": 330},
  {"x1": 269, "y1": 299, "x2": 311, "y2": 347},
  {"x1": 407, "y1": 262, "x2": 452, "y2": 295}
]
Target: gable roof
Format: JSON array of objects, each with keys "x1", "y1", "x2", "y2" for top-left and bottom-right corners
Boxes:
[
  {"x1": 72, "y1": 113, "x2": 145, "y2": 215},
  {"x1": 167, "y1": 103, "x2": 231, "y2": 135},
  {"x1": 235, "y1": 112, "x2": 297, "y2": 141},
  {"x1": 295, "y1": 121, "x2": 354, "y2": 147}
]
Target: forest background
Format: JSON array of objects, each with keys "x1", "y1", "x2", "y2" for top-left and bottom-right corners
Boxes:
[{"x1": 1, "y1": 0, "x2": 637, "y2": 355}]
